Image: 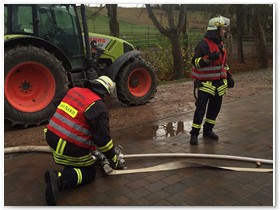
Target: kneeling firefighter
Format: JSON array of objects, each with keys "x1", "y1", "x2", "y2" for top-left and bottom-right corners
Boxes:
[
  {"x1": 44, "y1": 76, "x2": 125, "y2": 206},
  {"x1": 189, "y1": 16, "x2": 235, "y2": 145}
]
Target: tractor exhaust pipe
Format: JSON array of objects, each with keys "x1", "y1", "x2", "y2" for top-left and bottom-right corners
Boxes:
[{"x1": 80, "y1": 4, "x2": 98, "y2": 80}]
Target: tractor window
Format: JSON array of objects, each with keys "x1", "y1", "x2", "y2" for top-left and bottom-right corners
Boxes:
[
  {"x1": 38, "y1": 5, "x2": 78, "y2": 36},
  {"x1": 11, "y1": 5, "x2": 33, "y2": 34},
  {"x1": 37, "y1": 5, "x2": 84, "y2": 67},
  {"x1": 38, "y1": 6, "x2": 54, "y2": 36},
  {"x1": 52, "y1": 5, "x2": 78, "y2": 35}
]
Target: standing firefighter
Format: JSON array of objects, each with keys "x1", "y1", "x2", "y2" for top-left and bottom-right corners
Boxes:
[
  {"x1": 189, "y1": 16, "x2": 234, "y2": 145},
  {"x1": 43, "y1": 76, "x2": 125, "y2": 206}
]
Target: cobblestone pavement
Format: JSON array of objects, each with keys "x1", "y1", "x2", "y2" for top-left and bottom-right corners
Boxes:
[{"x1": 4, "y1": 91, "x2": 274, "y2": 206}]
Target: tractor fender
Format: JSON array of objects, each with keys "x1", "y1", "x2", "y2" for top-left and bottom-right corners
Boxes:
[
  {"x1": 4, "y1": 36, "x2": 71, "y2": 70},
  {"x1": 106, "y1": 50, "x2": 142, "y2": 80}
]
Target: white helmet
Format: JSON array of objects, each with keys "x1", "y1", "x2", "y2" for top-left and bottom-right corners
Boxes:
[
  {"x1": 95, "y1": 76, "x2": 116, "y2": 95},
  {"x1": 84, "y1": 75, "x2": 116, "y2": 96},
  {"x1": 207, "y1": 16, "x2": 230, "y2": 31}
]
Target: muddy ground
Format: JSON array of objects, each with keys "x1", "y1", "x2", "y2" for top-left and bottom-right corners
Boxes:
[{"x1": 4, "y1": 67, "x2": 273, "y2": 148}]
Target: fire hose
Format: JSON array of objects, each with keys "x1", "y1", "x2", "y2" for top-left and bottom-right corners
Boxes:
[{"x1": 4, "y1": 146, "x2": 273, "y2": 174}]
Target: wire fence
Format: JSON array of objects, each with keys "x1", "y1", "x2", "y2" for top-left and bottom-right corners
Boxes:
[
  {"x1": 91, "y1": 24, "x2": 273, "y2": 60},
  {"x1": 90, "y1": 24, "x2": 205, "y2": 48},
  {"x1": 91, "y1": 24, "x2": 273, "y2": 80}
]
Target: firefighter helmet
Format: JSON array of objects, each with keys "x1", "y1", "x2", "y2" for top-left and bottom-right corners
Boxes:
[
  {"x1": 207, "y1": 16, "x2": 230, "y2": 31},
  {"x1": 84, "y1": 76, "x2": 116, "y2": 96},
  {"x1": 95, "y1": 76, "x2": 116, "y2": 95}
]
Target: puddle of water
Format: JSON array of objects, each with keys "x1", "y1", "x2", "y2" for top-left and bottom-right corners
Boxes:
[
  {"x1": 113, "y1": 120, "x2": 193, "y2": 145},
  {"x1": 153, "y1": 121, "x2": 192, "y2": 140}
]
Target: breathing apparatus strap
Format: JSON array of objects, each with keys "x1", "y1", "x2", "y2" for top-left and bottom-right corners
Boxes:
[
  {"x1": 193, "y1": 80, "x2": 201, "y2": 99},
  {"x1": 194, "y1": 86, "x2": 197, "y2": 99}
]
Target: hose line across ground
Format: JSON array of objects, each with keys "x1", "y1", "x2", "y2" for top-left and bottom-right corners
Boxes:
[
  {"x1": 108, "y1": 160, "x2": 273, "y2": 175},
  {"x1": 4, "y1": 146, "x2": 273, "y2": 174}
]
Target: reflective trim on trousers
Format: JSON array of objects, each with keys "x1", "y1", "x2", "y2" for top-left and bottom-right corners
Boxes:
[
  {"x1": 192, "y1": 123, "x2": 201, "y2": 129},
  {"x1": 50, "y1": 147, "x2": 95, "y2": 167},
  {"x1": 205, "y1": 118, "x2": 216, "y2": 125}
]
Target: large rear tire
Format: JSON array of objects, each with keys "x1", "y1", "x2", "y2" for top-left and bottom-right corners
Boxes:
[
  {"x1": 116, "y1": 57, "x2": 157, "y2": 105},
  {"x1": 4, "y1": 45, "x2": 69, "y2": 127}
]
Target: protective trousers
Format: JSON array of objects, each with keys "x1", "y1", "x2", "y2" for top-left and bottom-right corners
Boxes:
[
  {"x1": 45, "y1": 130, "x2": 96, "y2": 191},
  {"x1": 190, "y1": 89, "x2": 223, "y2": 135}
]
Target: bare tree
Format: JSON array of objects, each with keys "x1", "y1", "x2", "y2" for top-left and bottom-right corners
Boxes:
[
  {"x1": 235, "y1": 5, "x2": 245, "y2": 63},
  {"x1": 146, "y1": 4, "x2": 187, "y2": 79},
  {"x1": 106, "y1": 4, "x2": 119, "y2": 37},
  {"x1": 251, "y1": 4, "x2": 268, "y2": 68}
]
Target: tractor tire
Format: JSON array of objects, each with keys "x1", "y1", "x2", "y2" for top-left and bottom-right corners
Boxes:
[
  {"x1": 4, "y1": 45, "x2": 69, "y2": 128},
  {"x1": 116, "y1": 57, "x2": 157, "y2": 106}
]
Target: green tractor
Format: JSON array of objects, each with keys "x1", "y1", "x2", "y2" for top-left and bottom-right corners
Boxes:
[{"x1": 4, "y1": 4, "x2": 157, "y2": 128}]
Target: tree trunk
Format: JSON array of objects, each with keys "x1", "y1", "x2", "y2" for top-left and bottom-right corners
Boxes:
[
  {"x1": 236, "y1": 5, "x2": 244, "y2": 63},
  {"x1": 106, "y1": 4, "x2": 119, "y2": 37},
  {"x1": 169, "y1": 33, "x2": 184, "y2": 79},
  {"x1": 252, "y1": 5, "x2": 268, "y2": 68},
  {"x1": 226, "y1": 29, "x2": 233, "y2": 68},
  {"x1": 146, "y1": 4, "x2": 186, "y2": 79}
]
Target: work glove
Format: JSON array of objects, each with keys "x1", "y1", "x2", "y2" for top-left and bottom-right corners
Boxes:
[
  {"x1": 109, "y1": 154, "x2": 126, "y2": 169},
  {"x1": 207, "y1": 51, "x2": 220, "y2": 60},
  {"x1": 227, "y1": 75, "x2": 235, "y2": 88},
  {"x1": 109, "y1": 146, "x2": 126, "y2": 169}
]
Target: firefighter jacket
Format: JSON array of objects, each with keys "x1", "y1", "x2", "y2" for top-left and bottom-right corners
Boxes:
[
  {"x1": 192, "y1": 38, "x2": 227, "y2": 81},
  {"x1": 191, "y1": 36, "x2": 230, "y2": 96},
  {"x1": 47, "y1": 87, "x2": 118, "y2": 166},
  {"x1": 47, "y1": 87, "x2": 101, "y2": 150}
]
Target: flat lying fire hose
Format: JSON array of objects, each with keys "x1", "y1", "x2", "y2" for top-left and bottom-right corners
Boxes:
[
  {"x1": 4, "y1": 146, "x2": 50, "y2": 154},
  {"x1": 107, "y1": 160, "x2": 272, "y2": 175},
  {"x1": 4, "y1": 146, "x2": 273, "y2": 174}
]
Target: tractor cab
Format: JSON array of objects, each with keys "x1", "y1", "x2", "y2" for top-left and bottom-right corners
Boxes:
[{"x1": 5, "y1": 4, "x2": 84, "y2": 69}]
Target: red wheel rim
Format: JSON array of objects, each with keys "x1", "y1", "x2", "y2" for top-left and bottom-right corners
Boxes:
[
  {"x1": 128, "y1": 68, "x2": 151, "y2": 97},
  {"x1": 5, "y1": 61, "x2": 56, "y2": 112}
]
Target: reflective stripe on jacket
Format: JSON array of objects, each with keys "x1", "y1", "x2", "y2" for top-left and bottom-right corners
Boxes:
[
  {"x1": 47, "y1": 87, "x2": 101, "y2": 150},
  {"x1": 191, "y1": 38, "x2": 227, "y2": 81}
]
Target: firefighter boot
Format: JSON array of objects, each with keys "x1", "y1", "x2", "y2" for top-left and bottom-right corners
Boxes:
[
  {"x1": 44, "y1": 170, "x2": 61, "y2": 206},
  {"x1": 203, "y1": 130, "x2": 219, "y2": 140},
  {"x1": 190, "y1": 135, "x2": 198, "y2": 145}
]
